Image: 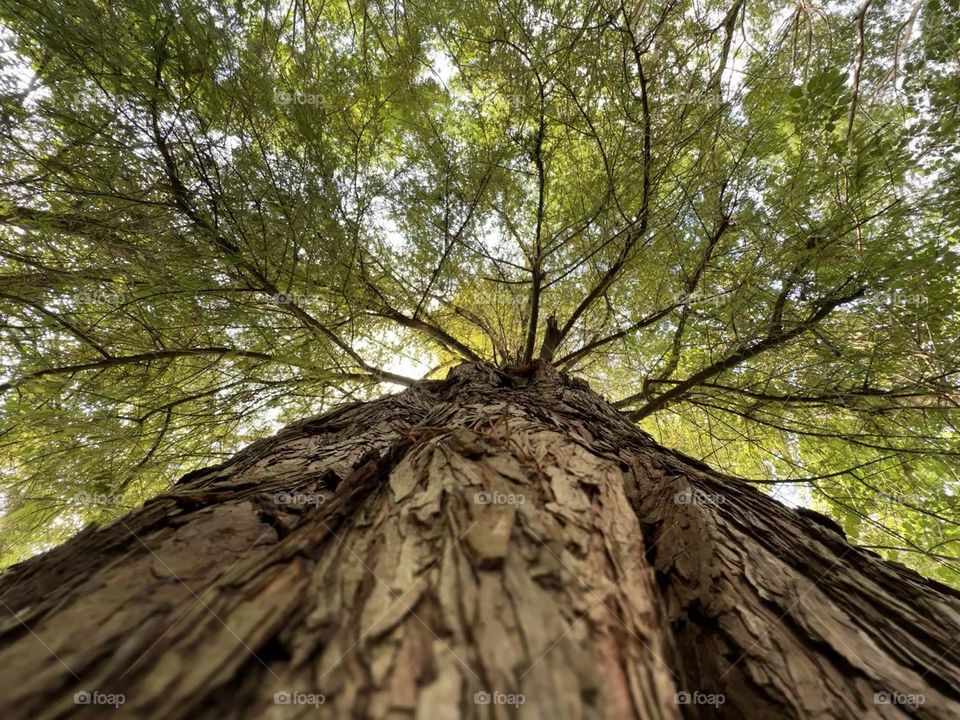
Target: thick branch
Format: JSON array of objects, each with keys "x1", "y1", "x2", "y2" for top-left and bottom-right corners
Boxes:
[
  {"x1": 552, "y1": 7, "x2": 652, "y2": 354},
  {"x1": 620, "y1": 287, "x2": 866, "y2": 419},
  {"x1": 522, "y1": 81, "x2": 548, "y2": 364},
  {"x1": 846, "y1": 0, "x2": 874, "y2": 140},
  {"x1": 371, "y1": 307, "x2": 483, "y2": 362},
  {"x1": 0, "y1": 348, "x2": 273, "y2": 394},
  {"x1": 556, "y1": 303, "x2": 678, "y2": 369},
  {"x1": 146, "y1": 53, "x2": 413, "y2": 387}
]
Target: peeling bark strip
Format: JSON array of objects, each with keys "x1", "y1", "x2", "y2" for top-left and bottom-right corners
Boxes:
[{"x1": 0, "y1": 362, "x2": 958, "y2": 719}]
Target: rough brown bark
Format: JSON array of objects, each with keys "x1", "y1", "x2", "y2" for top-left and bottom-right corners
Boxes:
[{"x1": 0, "y1": 361, "x2": 958, "y2": 719}]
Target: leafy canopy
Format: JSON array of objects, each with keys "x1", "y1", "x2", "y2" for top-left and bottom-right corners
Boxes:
[{"x1": 0, "y1": 0, "x2": 958, "y2": 582}]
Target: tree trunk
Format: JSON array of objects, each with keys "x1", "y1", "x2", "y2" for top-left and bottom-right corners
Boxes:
[{"x1": 1, "y1": 361, "x2": 958, "y2": 719}]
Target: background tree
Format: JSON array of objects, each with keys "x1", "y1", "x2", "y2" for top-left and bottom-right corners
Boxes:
[{"x1": 0, "y1": 0, "x2": 958, "y2": 591}]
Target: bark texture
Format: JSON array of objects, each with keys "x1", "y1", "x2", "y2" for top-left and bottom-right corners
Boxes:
[{"x1": 0, "y1": 361, "x2": 958, "y2": 719}]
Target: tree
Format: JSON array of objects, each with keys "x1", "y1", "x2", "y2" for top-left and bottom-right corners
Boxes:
[
  {"x1": 0, "y1": 0, "x2": 958, "y2": 712},
  {"x1": 2, "y1": 0, "x2": 958, "y2": 582},
  {"x1": 0, "y1": 361, "x2": 958, "y2": 718}
]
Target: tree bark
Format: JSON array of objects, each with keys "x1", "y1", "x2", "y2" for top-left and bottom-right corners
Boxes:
[{"x1": 0, "y1": 361, "x2": 957, "y2": 719}]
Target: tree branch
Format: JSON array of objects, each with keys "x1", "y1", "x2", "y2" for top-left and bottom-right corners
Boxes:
[
  {"x1": 146, "y1": 47, "x2": 414, "y2": 387},
  {"x1": 619, "y1": 286, "x2": 866, "y2": 419},
  {"x1": 556, "y1": 302, "x2": 678, "y2": 369},
  {"x1": 522, "y1": 80, "x2": 548, "y2": 364},
  {"x1": 552, "y1": 4, "x2": 653, "y2": 355},
  {"x1": 0, "y1": 348, "x2": 274, "y2": 395}
]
